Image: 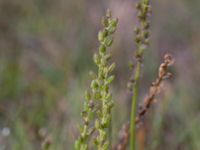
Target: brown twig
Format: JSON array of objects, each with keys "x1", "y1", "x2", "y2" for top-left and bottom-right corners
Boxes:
[
  {"x1": 114, "y1": 123, "x2": 130, "y2": 150},
  {"x1": 114, "y1": 54, "x2": 174, "y2": 150}
]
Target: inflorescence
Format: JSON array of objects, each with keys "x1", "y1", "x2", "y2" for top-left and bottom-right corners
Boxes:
[{"x1": 75, "y1": 10, "x2": 118, "y2": 150}]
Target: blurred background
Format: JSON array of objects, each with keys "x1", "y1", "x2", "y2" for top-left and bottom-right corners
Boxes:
[{"x1": 0, "y1": 0, "x2": 200, "y2": 149}]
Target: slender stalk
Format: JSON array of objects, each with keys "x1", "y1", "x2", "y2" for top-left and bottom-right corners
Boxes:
[
  {"x1": 129, "y1": 0, "x2": 151, "y2": 149},
  {"x1": 130, "y1": 63, "x2": 140, "y2": 150}
]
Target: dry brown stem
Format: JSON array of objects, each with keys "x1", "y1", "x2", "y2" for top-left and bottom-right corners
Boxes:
[{"x1": 114, "y1": 54, "x2": 174, "y2": 150}]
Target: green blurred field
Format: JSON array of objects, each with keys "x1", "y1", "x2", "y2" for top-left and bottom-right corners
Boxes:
[{"x1": 0, "y1": 0, "x2": 200, "y2": 149}]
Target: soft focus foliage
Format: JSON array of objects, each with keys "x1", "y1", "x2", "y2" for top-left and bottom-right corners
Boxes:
[{"x1": 0, "y1": 0, "x2": 200, "y2": 149}]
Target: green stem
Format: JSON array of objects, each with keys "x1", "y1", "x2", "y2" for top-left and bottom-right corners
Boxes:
[{"x1": 130, "y1": 62, "x2": 141, "y2": 150}]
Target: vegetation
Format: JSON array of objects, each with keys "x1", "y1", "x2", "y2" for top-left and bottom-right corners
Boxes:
[
  {"x1": 0, "y1": 0, "x2": 200, "y2": 150},
  {"x1": 75, "y1": 10, "x2": 118, "y2": 150},
  {"x1": 75, "y1": 0, "x2": 174, "y2": 149}
]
